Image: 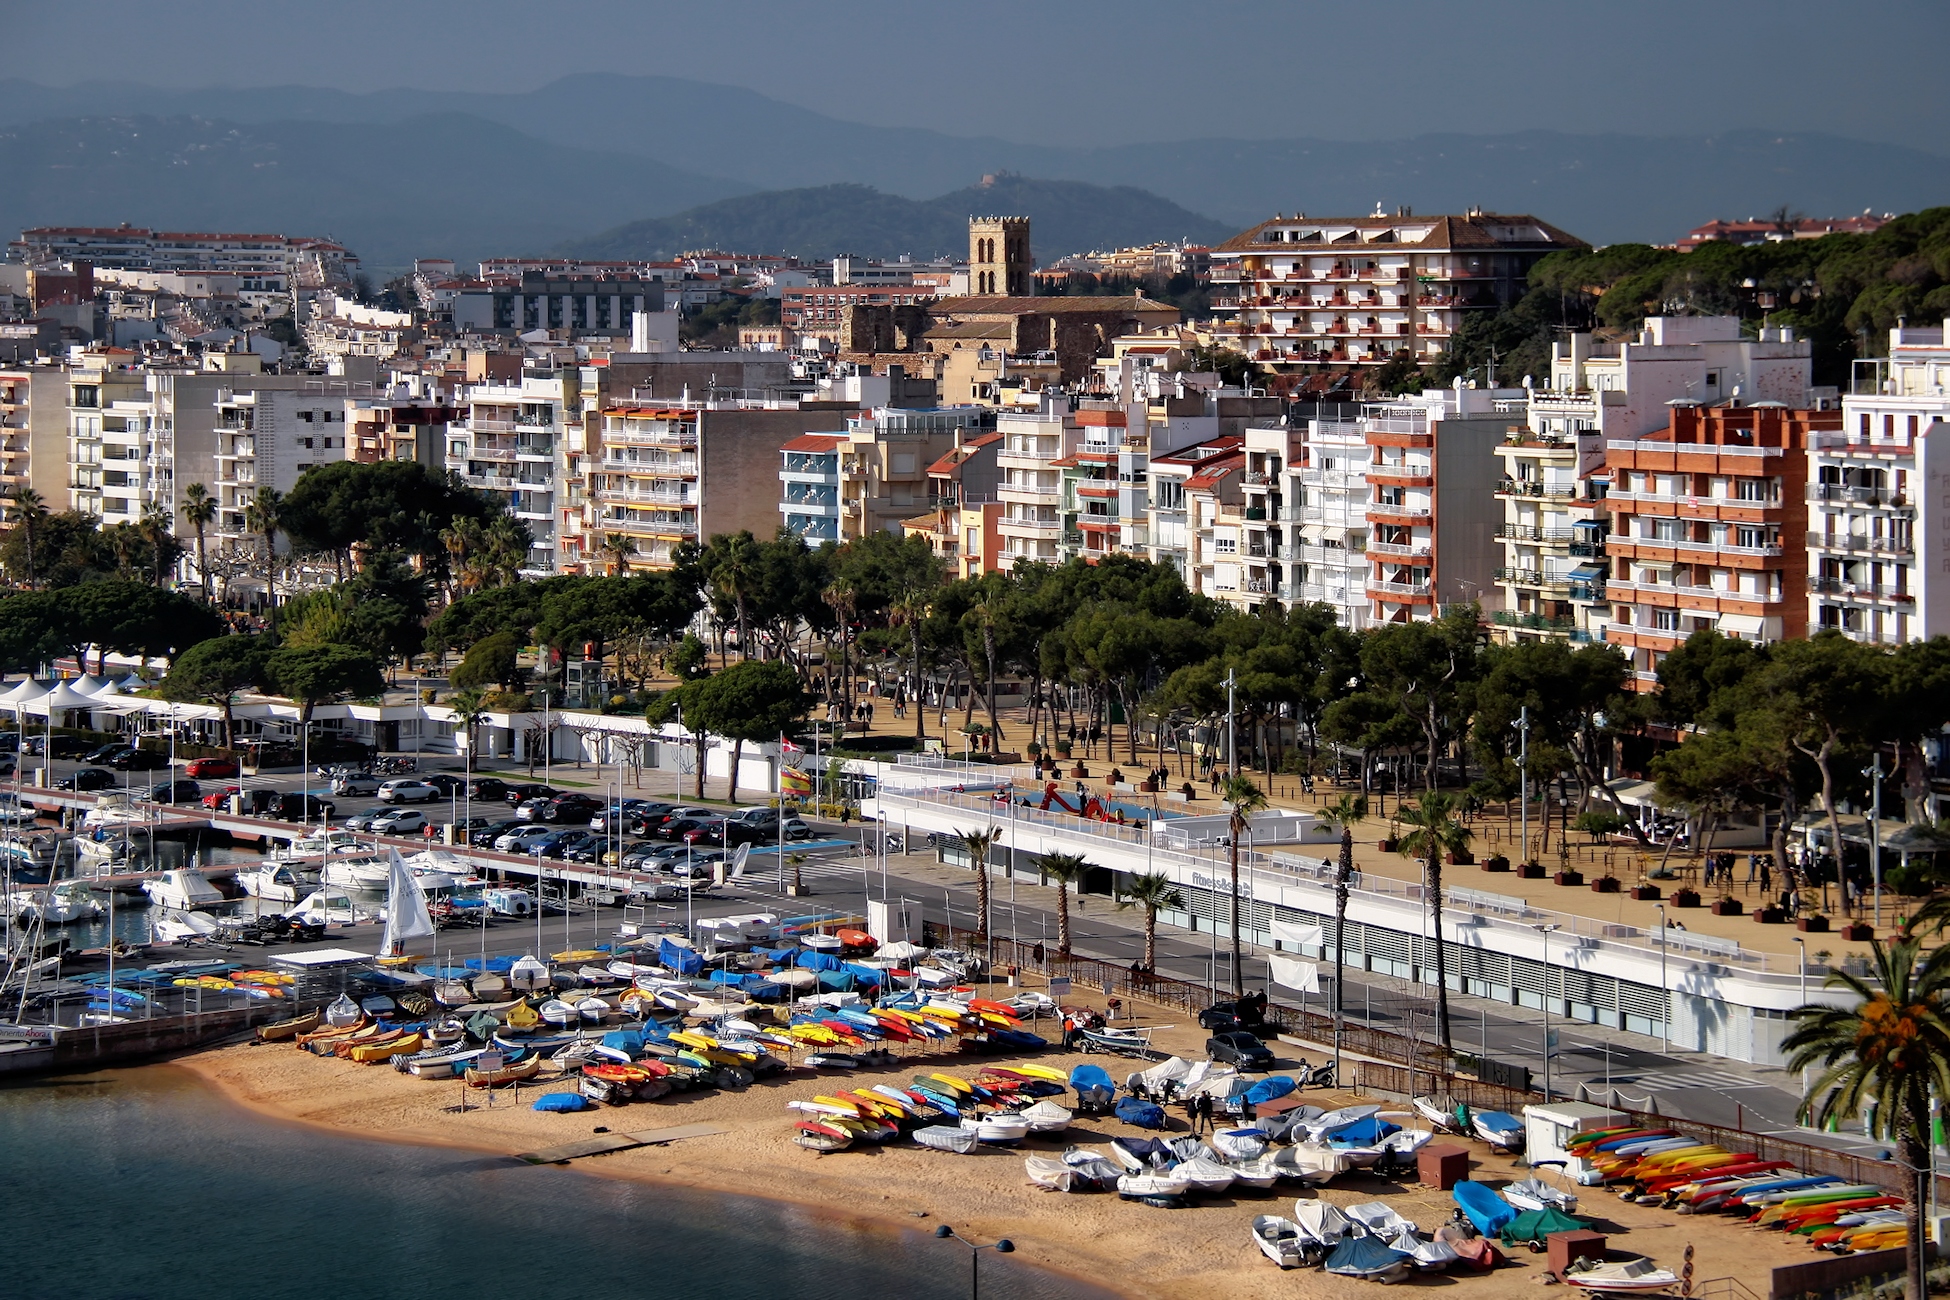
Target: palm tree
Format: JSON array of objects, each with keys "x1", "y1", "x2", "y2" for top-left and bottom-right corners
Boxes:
[
  {"x1": 1115, "y1": 871, "x2": 1185, "y2": 973},
  {"x1": 1394, "y1": 790, "x2": 1471, "y2": 1054},
  {"x1": 1320, "y1": 792, "x2": 1368, "y2": 1059},
  {"x1": 139, "y1": 502, "x2": 174, "y2": 586},
  {"x1": 243, "y1": 487, "x2": 283, "y2": 606},
  {"x1": 891, "y1": 581, "x2": 935, "y2": 741},
  {"x1": 711, "y1": 532, "x2": 762, "y2": 660},
  {"x1": 6, "y1": 486, "x2": 47, "y2": 589},
  {"x1": 180, "y1": 483, "x2": 216, "y2": 601},
  {"x1": 1220, "y1": 773, "x2": 1269, "y2": 997},
  {"x1": 601, "y1": 532, "x2": 638, "y2": 577},
  {"x1": 1783, "y1": 934, "x2": 1950, "y2": 1300},
  {"x1": 955, "y1": 826, "x2": 1005, "y2": 948},
  {"x1": 1034, "y1": 851, "x2": 1091, "y2": 955}
]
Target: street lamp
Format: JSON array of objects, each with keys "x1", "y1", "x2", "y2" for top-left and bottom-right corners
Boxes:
[
  {"x1": 1863, "y1": 754, "x2": 1884, "y2": 929},
  {"x1": 1791, "y1": 935, "x2": 1807, "y2": 1002},
  {"x1": 1533, "y1": 922, "x2": 1559, "y2": 1100},
  {"x1": 1654, "y1": 902, "x2": 1670, "y2": 1051},
  {"x1": 933, "y1": 1224, "x2": 1014, "y2": 1300},
  {"x1": 1513, "y1": 706, "x2": 1530, "y2": 864}
]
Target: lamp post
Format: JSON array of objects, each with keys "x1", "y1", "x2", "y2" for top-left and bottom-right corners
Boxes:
[
  {"x1": 933, "y1": 1224, "x2": 1014, "y2": 1300},
  {"x1": 1514, "y1": 706, "x2": 1530, "y2": 864},
  {"x1": 1533, "y1": 922, "x2": 1559, "y2": 1099},
  {"x1": 1654, "y1": 902, "x2": 1670, "y2": 1051},
  {"x1": 1791, "y1": 935, "x2": 1806, "y2": 1002},
  {"x1": 1864, "y1": 754, "x2": 1884, "y2": 929}
]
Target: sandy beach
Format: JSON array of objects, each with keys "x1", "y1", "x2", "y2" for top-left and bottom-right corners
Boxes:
[{"x1": 171, "y1": 1001, "x2": 1821, "y2": 1300}]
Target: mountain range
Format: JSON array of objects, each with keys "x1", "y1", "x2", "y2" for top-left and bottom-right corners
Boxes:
[
  {"x1": 0, "y1": 73, "x2": 1945, "y2": 270},
  {"x1": 561, "y1": 177, "x2": 1231, "y2": 264}
]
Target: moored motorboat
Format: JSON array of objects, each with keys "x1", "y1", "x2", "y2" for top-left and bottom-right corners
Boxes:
[
  {"x1": 1562, "y1": 1256, "x2": 1680, "y2": 1293},
  {"x1": 1015, "y1": 1099, "x2": 1073, "y2": 1133},
  {"x1": 1252, "y1": 1214, "x2": 1309, "y2": 1268},
  {"x1": 141, "y1": 868, "x2": 225, "y2": 911},
  {"x1": 1472, "y1": 1110, "x2": 1524, "y2": 1152},
  {"x1": 1116, "y1": 1170, "x2": 1192, "y2": 1205},
  {"x1": 1323, "y1": 1234, "x2": 1413, "y2": 1283},
  {"x1": 960, "y1": 1112, "x2": 1030, "y2": 1145},
  {"x1": 1504, "y1": 1178, "x2": 1579, "y2": 1214},
  {"x1": 509, "y1": 954, "x2": 552, "y2": 992}
]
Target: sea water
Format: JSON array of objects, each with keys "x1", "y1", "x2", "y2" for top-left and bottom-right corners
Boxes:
[{"x1": 0, "y1": 1068, "x2": 1108, "y2": 1300}]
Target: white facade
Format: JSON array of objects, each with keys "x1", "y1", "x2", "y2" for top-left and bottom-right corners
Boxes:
[
  {"x1": 450, "y1": 372, "x2": 572, "y2": 574},
  {"x1": 1811, "y1": 322, "x2": 1950, "y2": 643},
  {"x1": 993, "y1": 396, "x2": 1077, "y2": 565},
  {"x1": 212, "y1": 387, "x2": 351, "y2": 542},
  {"x1": 1288, "y1": 418, "x2": 1371, "y2": 629}
]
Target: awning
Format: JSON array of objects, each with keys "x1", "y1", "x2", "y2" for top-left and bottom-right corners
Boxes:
[
  {"x1": 1717, "y1": 611, "x2": 1767, "y2": 636},
  {"x1": 1572, "y1": 519, "x2": 1606, "y2": 532},
  {"x1": 1568, "y1": 563, "x2": 1606, "y2": 580}
]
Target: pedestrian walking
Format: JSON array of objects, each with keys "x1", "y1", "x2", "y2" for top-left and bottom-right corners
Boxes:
[
  {"x1": 864, "y1": 702, "x2": 874, "y2": 725},
  {"x1": 1759, "y1": 859, "x2": 1772, "y2": 896},
  {"x1": 1197, "y1": 1093, "x2": 1214, "y2": 1134}
]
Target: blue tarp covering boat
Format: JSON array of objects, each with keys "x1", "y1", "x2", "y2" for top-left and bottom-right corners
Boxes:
[
  {"x1": 1453, "y1": 1181, "x2": 1517, "y2": 1235},
  {"x1": 1323, "y1": 1234, "x2": 1411, "y2": 1279},
  {"x1": 1243, "y1": 1075, "x2": 1297, "y2": 1105}
]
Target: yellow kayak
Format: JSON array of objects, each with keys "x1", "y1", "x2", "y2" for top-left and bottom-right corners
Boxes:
[
  {"x1": 506, "y1": 1001, "x2": 540, "y2": 1030},
  {"x1": 552, "y1": 949, "x2": 605, "y2": 963},
  {"x1": 1008, "y1": 1063, "x2": 1068, "y2": 1082},
  {"x1": 351, "y1": 1032, "x2": 422, "y2": 1063}
]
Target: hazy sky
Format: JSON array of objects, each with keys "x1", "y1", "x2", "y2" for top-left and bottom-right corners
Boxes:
[{"x1": 7, "y1": 0, "x2": 1946, "y2": 151}]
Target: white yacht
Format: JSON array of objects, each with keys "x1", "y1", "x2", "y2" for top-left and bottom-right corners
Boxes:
[
  {"x1": 140, "y1": 868, "x2": 226, "y2": 911},
  {"x1": 10, "y1": 880, "x2": 105, "y2": 925},
  {"x1": 235, "y1": 861, "x2": 319, "y2": 904}
]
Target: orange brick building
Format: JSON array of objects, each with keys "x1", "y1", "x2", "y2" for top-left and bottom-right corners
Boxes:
[{"x1": 1604, "y1": 404, "x2": 1841, "y2": 687}]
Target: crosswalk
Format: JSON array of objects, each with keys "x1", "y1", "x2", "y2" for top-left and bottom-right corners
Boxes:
[{"x1": 1610, "y1": 1067, "x2": 1774, "y2": 1092}]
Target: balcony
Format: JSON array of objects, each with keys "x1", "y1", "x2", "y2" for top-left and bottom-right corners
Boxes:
[
  {"x1": 468, "y1": 416, "x2": 518, "y2": 433},
  {"x1": 1368, "y1": 579, "x2": 1432, "y2": 599},
  {"x1": 1808, "y1": 483, "x2": 1908, "y2": 507},
  {"x1": 1568, "y1": 582, "x2": 1608, "y2": 603},
  {"x1": 1495, "y1": 524, "x2": 1575, "y2": 544},
  {"x1": 516, "y1": 439, "x2": 556, "y2": 459},
  {"x1": 1496, "y1": 478, "x2": 1576, "y2": 499},
  {"x1": 1367, "y1": 463, "x2": 1434, "y2": 486},
  {"x1": 1806, "y1": 532, "x2": 1912, "y2": 556},
  {"x1": 1491, "y1": 611, "x2": 1577, "y2": 632},
  {"x1": 998, "y1": 481, "x2": 1062, "y2": 500},
  {"x1": 1494, "y1": 567, "x2": 1571, "y2": 590},
  {"x1": 601, "y1": 512, "x2": 698, "y2": 536},
  {"x1": 1811, "y1": 577, "x2": 1914, "y2": 602},
  {"x1": 602, "y1": 486, "x2": 694, "y2": 506},
  {"x1": 998, "y1": 442, "x2": 1063, "y2": 462},
  {"x1": 604, "y1": 423, "x2": 698, "y2": 447},
  {"x1": 1366, "y1": 501, "x2": 1431, "y2": 521},
  {"x1": 999, "y1": 517, "x2": 1062, "y2": 535},
  {"x1": 465, "y1": 473, "x2": 516, "y2": 491},
  {"x1": 470, "y1": 446, "x2": 518, "y2": 464},
  {"x1": 1366, "y1": 540, "x2": 1430, "y2": 559}
]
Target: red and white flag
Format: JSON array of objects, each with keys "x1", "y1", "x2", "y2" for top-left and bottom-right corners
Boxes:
[{"x1": 779, "y1": 734, "x2": 804, "y2": 756}]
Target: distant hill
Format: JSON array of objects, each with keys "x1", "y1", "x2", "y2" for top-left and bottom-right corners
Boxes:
[
  {"x1": 560, "y1": 176, "x2": 1233, "y2": 263},
  {"x1": 0, "y1": 75, "x2": 1944, "y2": 245},
  {"x1": 0, "y1": 113, "x2": 748, "y2": 270}
]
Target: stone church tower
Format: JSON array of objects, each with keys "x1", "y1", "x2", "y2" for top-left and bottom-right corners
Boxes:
[{"x1": 968, "y1": 215, "x2": 1031, "y2": 296}]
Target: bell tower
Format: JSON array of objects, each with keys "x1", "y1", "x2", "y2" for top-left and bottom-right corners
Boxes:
[{"x1": 968, "y1": 215, "x2": 1031, "y2": 296}]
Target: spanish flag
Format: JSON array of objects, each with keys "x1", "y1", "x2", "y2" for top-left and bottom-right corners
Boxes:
[{"x1": 780, "y1": 767, "x2": 813, "y2": 797}]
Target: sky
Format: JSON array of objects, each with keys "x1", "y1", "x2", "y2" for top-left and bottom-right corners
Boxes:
[{"x1": 5, "y1": 0, "x2": 1946, "y2": 152}]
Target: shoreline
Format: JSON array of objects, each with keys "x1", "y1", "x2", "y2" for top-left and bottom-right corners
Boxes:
[
  {"x1": 167, "y1": 1022, "x2": 1817, "y2": 1300},
  {"x1": 172, "y1": 1044, "x2": 1178, "y2": 1300}
]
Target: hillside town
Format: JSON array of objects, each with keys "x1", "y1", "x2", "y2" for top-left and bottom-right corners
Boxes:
[{"x1": 7, "y1": 184, "x2": 1950, "y2": 1300}]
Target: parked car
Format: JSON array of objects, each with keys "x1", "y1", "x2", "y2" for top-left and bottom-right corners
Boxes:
[
  {"x1": 614, "y1": 840, "x2": 666, "y2": 870},
  {"x1": 203, "y1": 786, "x2": 281, "y2": 815},
  {"x1": 57, "y1": 767, "x2": 117, "y2": 791},
  {"x1": 655, "y1": 815, "x2": 716, "y2": 843},
  {"x1": 1205, "y1": 1031, "x2": 1275, "y2": 1071},
  {"x1": 562, "y1": 836, "x2": 612, "y2": 864},
  {"x1": 502, "y1": 783, "x2": 558, "y2": 806},
  {"x1": 466, "y1": 777, "x2": 510, "y2": 802},
  {"x1": 493, "y1": 823, "x2": 558, "y2": 854},
  {"x1": 634, "y1": 805, "x2": 714, "y2": 836},
  {"x1": 661, "y1": 848, "x2": 725, "y2": 878},
  {"x1": 0, "y1": 732, "x2": 20, "y2": 753},
  {"x1": 540, "y1": 793, "x2": 599, "y2": 824},
  {"x1": 0, "y1": 753, "x2": 16, "y2": 777},
  {"x1": 376, "y1": 779, "x2": 439, "y2": 804},
  {"x1": 591, "y1": 799, "x2": 667, "y2": 833},
  {"x1": 271, "y1": 792, "x2": 336, "y2": 822},
  {"x1": 331, "y1": 772, "x2": 382, "y2": 797},
  {"x1": 83, "y1": 743, "x2": 130, "y2": 764},
  {"x1": 40, "y1": 736, "x2": 98, "y2": 760},
  {"x1": 681, "y1": 818, "x2": 733, "y2": 847},
  {"x1": 147, "y1": 779, "x2": 202, "y2": 804},
  {"x1": 419, "y1": 773, "x2": 465, "y2": 796},
  {"x1": 468, "y1": 818, "x2": 525, "y2": 849},
  {"x1": 185, "y1": 756, "x2": 240, "y2": 779},
  {"x1": 450, "y1": 814, "x2": 503, "y2": 836},
  {"x1": 107, "y1": 748, "x2": 168, "y2": 772},
  {"x1": 1197, "y1": 999, "x2": 1267, "y2": 1032},
  {"x1": 512, "y1": 796, "x2": 553, "y2": 822},
  {"x1": 369, "y1": 808, "x2": 430, "y2": 835},
  {"x1": 539, "y1": 829, "x2": 598, "y2": 860}
]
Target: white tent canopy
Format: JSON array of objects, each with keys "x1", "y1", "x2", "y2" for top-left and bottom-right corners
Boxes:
[{"x1": 0, "y1": 678, "x2": 46, "y2": 707}]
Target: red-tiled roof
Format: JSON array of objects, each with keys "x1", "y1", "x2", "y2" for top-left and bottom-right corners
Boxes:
[
  {"x1": 781, "y1": 433, "x2": 846, "y2": 452},
  {"x1": 1213, "y1": 212, "x2": 1583, "y2": 254}
]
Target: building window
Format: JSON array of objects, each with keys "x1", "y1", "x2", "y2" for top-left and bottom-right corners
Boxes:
[
  {"x1": 1732, "y1": 477, "x2": 1768, "y2": 502},
  {"x1": 1651, "y1": 609, "x2": 1679, "y2": 631}
]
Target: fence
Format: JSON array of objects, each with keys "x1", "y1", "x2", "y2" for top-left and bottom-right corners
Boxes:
[{"x1": 920, "y1": 919, "x2": 1950, "y2": 1205}]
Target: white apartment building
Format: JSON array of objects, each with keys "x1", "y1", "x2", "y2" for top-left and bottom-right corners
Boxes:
[
  {"x1": 1810, "y1": 322, "x2": 1950, "y2": 644},
  {"x1": 1286, "y1": 414, "x2": 1371, "y2": 629},
  {"x1": 994, "y1": 395, "x2": 1079, "y2": 564},
  {"x1": 1208, "y1": 211, "x2": 1583, "y2": 375},
  {"x1": 212, "y1": 384, "x2": 354, "y2": 544},
  {"x1": 1236, "y1": 423, "x2": 1301, "y2": 607},
  {"x1": 449, "y1": 370, "x2": 575, "y2": 574},
  {"x1": 1148, "y1": 435, "x2": 1242, "y2": 591},
  {"x1": 1496, "y1": 317, "x2": 1817, "y2": 645}
]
